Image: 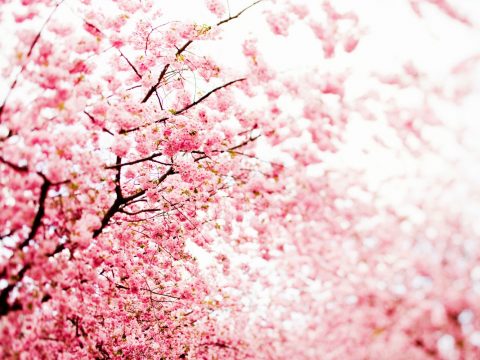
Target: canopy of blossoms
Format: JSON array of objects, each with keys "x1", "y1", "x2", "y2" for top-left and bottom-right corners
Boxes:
[{"x1": 1, "y1": 0, "x2": 479, "y2": 359}]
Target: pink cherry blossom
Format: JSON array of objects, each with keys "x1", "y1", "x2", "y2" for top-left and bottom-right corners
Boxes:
[{"x1": 1, "y1": 0, "x2": 479, "y2": 359}]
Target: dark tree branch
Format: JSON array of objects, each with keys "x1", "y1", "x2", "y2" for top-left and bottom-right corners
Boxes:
[
  {"x1": 194, "y1": 133, "x2": 261, "y2": 162},
  {"x1": 175, "y1": 78, "x2": 245, "y2": 115},
  {"x1": 119, "y1": 50, "x2": 142, "y2": 79},
  {"x1": 114, "y1": 156, "x2": 123, "y2": 199},
  {"x1": 105, "y1": 152, "x2": 167, "y2": 169},
  {"x1": 0, "y1": 156, "x2": 28, "y2": 172},
  {"x1": 115, "y1": 283, "x2": 129, "y2": 290},
  {"x1": 92, "y1": 197, "x2": 123, "y2": 239},
  {"x1": 141, "y1": 60, "x2": 173, "y2": 104},
  {"x1": 0, "y1": 230, "x2": 15, "y2": 241},
  {"x1": 122, "y1": 77, "x2": 245, "y2": 134},
  {"x1": 95, "y1": 342, "x2": 111, "y2": 360},
  {"x1": 140, "y1": 0, "x2": 261, "y2": 105},
  {"x1": 93, "y1": 167, "x2": 175, "y2": 238},
  {"x1": 140, "y1": 288, "x2": 181, "y2": 300},
  {"x1": 119, "y1": 207, "x2": 167, "y2": 216},
  {"x1": 83, "y1": 111, "x2": 114, "y2": 135},
  {"x1": 0, "y1": 264, "x2": 30, "y2": 316},
  {"x1": 154, "y1": 89, "x2": 164, "y2": 110},
  {"x1": 217, "y1": 0, "x2": 264, "y2": 26},
  {"x1": 0, "y1": 128, "x2": 13, "y2": 142},
  {"x1": 18, "y1": 174, "x2": 51, "y2": 249}
]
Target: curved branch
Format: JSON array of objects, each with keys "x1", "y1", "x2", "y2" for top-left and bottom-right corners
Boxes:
[
  {"x1": 0, "y1": 156, "x2": 28, "y2": 173},
  {"x1": 122, "y1": 77, "x2": 245, "y2": 134},
  {"x1": 140, "y1": 0, "x2": 262, "y2": 104},
  {"x1": 93, "y1": 167, "x2": 175, "y2": 238},
  {"x1": 18, "y1": 174, "x2": 51, "y2": 249},
  {"x1": 141, "y1": 40, "x2": 193, "y2": 104},
  {"x1": 105, "y1": 152, "x2": 167, "y2": 169},
  {"x1": 175, "y1": 78, "x2": 245, "y2": 115},
  {"x1": 216, "y1": 0, "x2": 265, "y2": 26}
]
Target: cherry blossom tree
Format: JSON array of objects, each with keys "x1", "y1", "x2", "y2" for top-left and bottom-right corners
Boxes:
[{"x1": 1, "y1": 0, "x2": 479, "y2": 359}]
